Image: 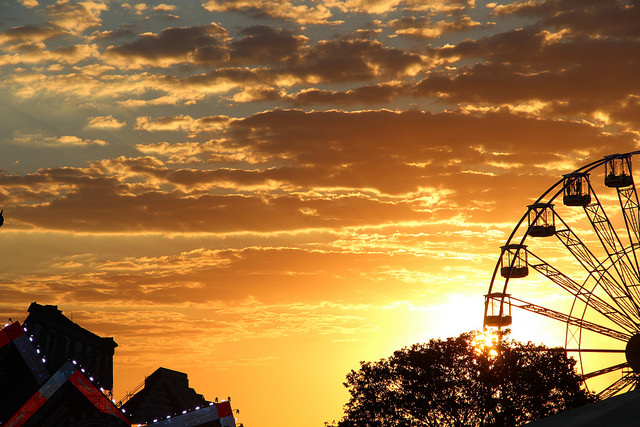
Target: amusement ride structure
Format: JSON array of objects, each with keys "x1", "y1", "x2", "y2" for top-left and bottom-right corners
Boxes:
[{"x1": 484, "y1": 151, "x2": 640, "y2": 399}]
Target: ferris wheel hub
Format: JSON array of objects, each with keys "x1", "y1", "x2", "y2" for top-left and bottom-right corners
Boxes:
[{"x1": 625, "y1": 333, "x2": 640, "y2": 373}]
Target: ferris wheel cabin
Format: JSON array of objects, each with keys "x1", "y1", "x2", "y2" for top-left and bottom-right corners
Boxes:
[
  {"x1": 563, "y1": 173, "x2": 591, "y2": 206},
  {"x1": 527, "y1": 203, "x2": 555, "y2": 237},
  {"x1": 604, "y1": 154, "x2": 633, "y2": 188},
  {"x1": 500, "y1": 244, "x2": 528, "y2": 278},
  {"x1": 484, "y1": 293, "x2": 512, "y2": 327}
]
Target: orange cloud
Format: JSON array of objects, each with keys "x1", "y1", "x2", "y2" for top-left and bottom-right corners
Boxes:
[
  {"x1": 18, "y1": 0, "x2": 39, "y2": 7},
  {"x1": 153, "y1": 4, "x2": 176, "y2": 11},
  {"x1": 46, "y1": 1, "x2": 108, "y2": 34},
  {"x1": 134, "y1": 115, "x2": 230, "y2": 134},
  {"x1": 11, "y1": 132, "x2": 108, "y2": 147},
  {"x1": 87, "y1": 115, "x2": 126, "y2": 129},
  {"x1": 388, "y1": 15, "x2": 484, "y2": 39},
  {"x1": 202, "y1": 0, "x2": 335, "y2": 25}
]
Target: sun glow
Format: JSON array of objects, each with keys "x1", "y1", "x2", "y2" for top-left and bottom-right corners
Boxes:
[{"x1": 473, "y1": 330, "x2": 499, "y2": 357}]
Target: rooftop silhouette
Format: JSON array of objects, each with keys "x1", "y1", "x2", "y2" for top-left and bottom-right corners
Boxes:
[
  {"x1": 24, "y1": 301, "x2": 117, "y2": 391},
  {"x1": 123, "y1": 367, "x2": 210, "y2": 423}
]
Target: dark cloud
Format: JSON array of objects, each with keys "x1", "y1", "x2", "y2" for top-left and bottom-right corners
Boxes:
[
  {"x1": 220, "y1": 108, "x2": 635, "y2": 199},
  {"x1": 229, "y1": 108, "x2": 632, "y2": 161},
  {"x1": 180, "y1": 37, "x2": 425, "y2": 92},
  {"x1": 423, "y1": 23, "x2": 640, "y2": 117},
  {"x1": 106, "y1": 23, "x2": 229, "y2": 63},
  {"x1": 182, "y1": 67, "x2": 265, "y2": 87},
  {"x1": 289, "y1": 39, "x2": 424, "y2": 82},
  {"x1": 187, "y1": 31, "x2": 424, "y2": 84},
  {"x1": 288, "y1": 83, "x2": 407, "y2": 106},
  {"x1": 494, "y1": 0, "x2": 640, "y2": 38},
  {"x1": 13, "y1": 42, "x2": 43, "y2": 55},
  {"x1": 444, "y1": 26, "x2": 640, "y2": 75},
  {"x1": 230, "y1": 25, "x2": 306, "y2": 64},
  {"x1": 0, "y1": 24, "x2": 66, "y2": 43},
  {"x1": 9, "y1": 182, "x2": 427, "y2": 232},
  {"x1": 52, "y1": 44, "x2": 87, "y2": 58}
]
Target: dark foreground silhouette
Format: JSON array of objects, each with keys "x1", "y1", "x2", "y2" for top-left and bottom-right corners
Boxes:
[{"x1": 328, "y1": 331, "x2": 596, "y2": 427}]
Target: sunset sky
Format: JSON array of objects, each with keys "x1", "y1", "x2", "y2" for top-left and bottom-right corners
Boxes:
[{"x1": 1, "y1": 0, "x2": 640, "y2": 425}]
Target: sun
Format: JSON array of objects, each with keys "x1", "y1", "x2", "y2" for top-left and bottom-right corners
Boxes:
[{"x1": 473, "y1": 330, "x2": 499, "y2": 357}]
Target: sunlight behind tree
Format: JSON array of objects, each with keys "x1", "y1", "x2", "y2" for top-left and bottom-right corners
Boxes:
[{"x1": 473, "y1": 329, "x2": 499, "y2": 357}]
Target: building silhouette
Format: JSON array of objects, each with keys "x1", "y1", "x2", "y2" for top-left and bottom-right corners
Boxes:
[
  {"x1": 23, "y1": 302, "x2": 117, "y2": 391},
  {"x1": 122, "y1": 367, "x2": 210, "y2": 423}
]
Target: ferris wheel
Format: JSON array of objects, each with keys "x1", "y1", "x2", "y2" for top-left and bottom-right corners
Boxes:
[{"x1": 484, "y1": 151, "x2": 640, "y2": 399}]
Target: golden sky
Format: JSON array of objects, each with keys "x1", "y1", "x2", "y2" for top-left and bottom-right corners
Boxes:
[{"x1": 1, "y1": 0, "x2": 640, "y2": 425}]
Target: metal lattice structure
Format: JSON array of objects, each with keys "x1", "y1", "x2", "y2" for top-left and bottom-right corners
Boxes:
[{"x1": 484, "y1": 152, "x2": 640, "y2": 397}]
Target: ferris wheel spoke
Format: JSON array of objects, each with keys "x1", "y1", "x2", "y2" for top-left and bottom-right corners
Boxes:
[
  {"x1": 508, "y1": 295, "x2": 632, "y2": 342},
  {"x1": 525, "y1": 249, "x2": 637, "y2": 333},
  {"x1": 618, "y1": 184, "x2": 640, "y2": 244},
  {"x1": 598, "y1": 371, "x2": 638, "y2": 400},
  {"x1": 583, "y1": 179, "x2": 640, "y2": 302},
  {"x1": 553, "y1": 213, "x2": 640, "y2": 323},
  {"x1": 581, "y1": 362, "x2": 627, "y2": 380},
  {"x1": 617, "y1": 183, "x2": 640, "y2": 278},
  {"x1": 583, "y1": 184, "x2": 634, "y2": 269}
]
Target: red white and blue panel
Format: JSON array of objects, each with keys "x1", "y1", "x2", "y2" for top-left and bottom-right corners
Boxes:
[
  {"x1": 149, "y1": 401, "x2": 236, "y2": 427},
  {"x1": 5, "y1": 360, "x2": 130, "y2": 427},
  {"x1": 1, "y1": 322, "x2": 49, "y2": 385}
]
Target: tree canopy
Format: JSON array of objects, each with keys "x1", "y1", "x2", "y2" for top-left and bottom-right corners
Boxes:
[{"x1": 329, "y1": 331, "x2": 596, "y2": 426}]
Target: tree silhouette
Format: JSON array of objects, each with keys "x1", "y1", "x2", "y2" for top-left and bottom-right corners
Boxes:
[{"x1": 328, "y1": 331, "x2": 596, "y2": 426}]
